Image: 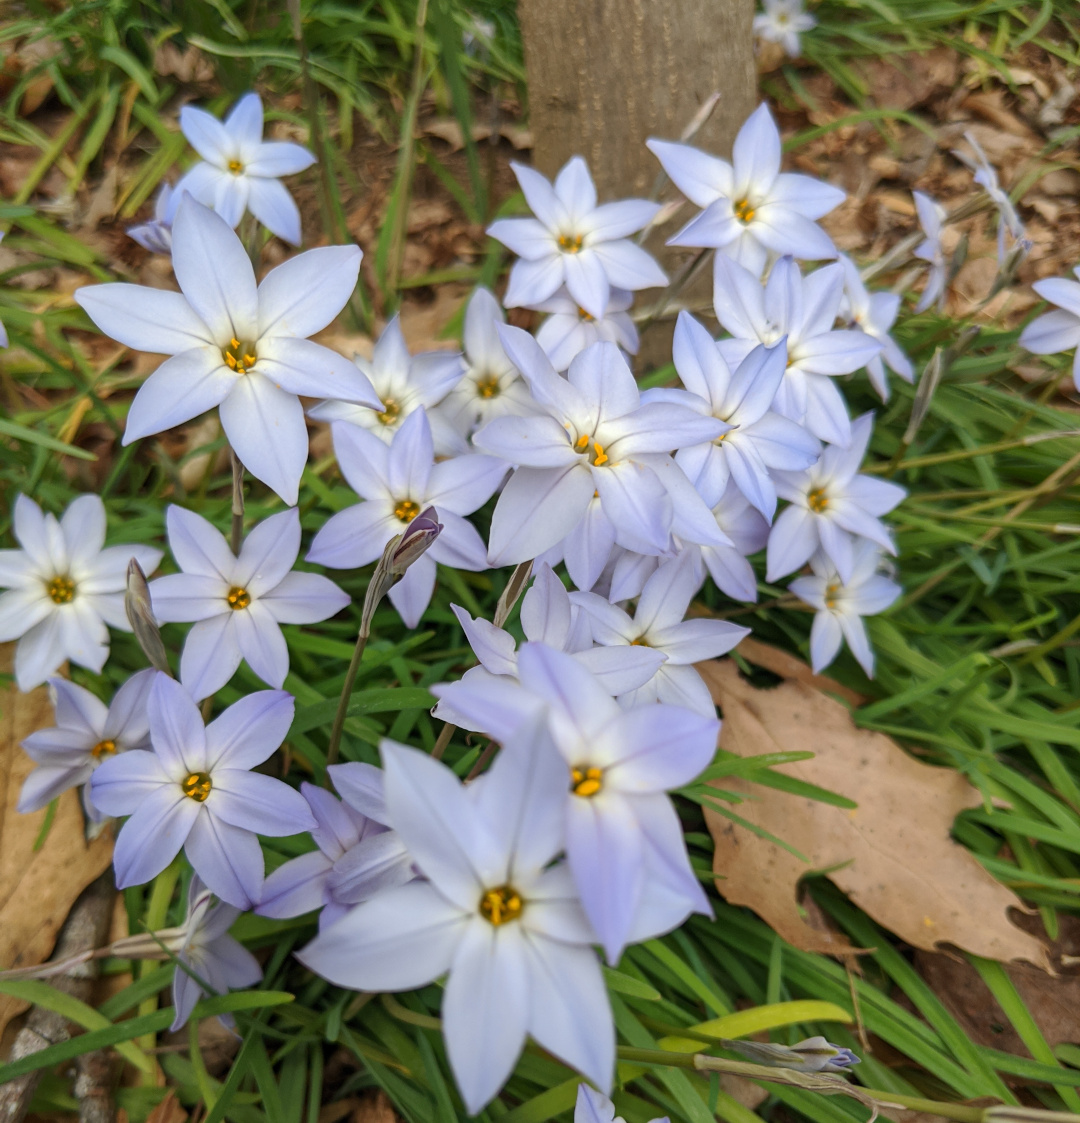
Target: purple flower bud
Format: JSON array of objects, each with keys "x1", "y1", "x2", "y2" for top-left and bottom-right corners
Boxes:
[{"x1": 391, "y1": 506, "x2": 442, "y2": 576}]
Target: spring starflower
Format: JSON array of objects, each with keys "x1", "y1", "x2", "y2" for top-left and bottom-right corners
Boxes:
[
  {"x1": 307, "y1": 409, "x2": 506, "y2": 627},
  {"x1": 435, "y1": 288, "x2": 536, "y2": 440},
  {"x1": 837, "y1": 255, "x2": 914, "y2": 402},
  {"x1": 175, "y1": 92, "x2": 315, "y2": 245},
  {"x1": 433, "y1": 643, "x2": 718, "y2": 962},
  {"x1": 789, "y1": 540, "x2": 901, "y2": 677},
  {"x1": 766, "y1": 413, "x2": 906, "y2": 583},
  {"x1": 648, "y1": 104, "x2": 844, "y2": 278},
  {"x1": 18, "y1": 669, "x2": 156, "y2": 821},
  {"x1": 90, "y1": 675, "x2": 316, "y2": 908},
  {"x1": 299, "y1": 719, "x2": 615, "y2": 1114},
  {"x1": 571, "y1": 553, "x2": 749, "y2": 715},
  {"x1": 257, "y1": 771, "x2": 412, "y2": 930},
  {"x1": 1019, "y1": 264, "x2": 1080, "y2": 389},
  {"x1": 0, "y1": 494, "x2": 162, "y2": 691},
  {"x1": 533, "y1": 286, "x2": 639, "y2": 371},
  {"x1": 952, "y1": 132, "x2": 1026, "y2": 264},
  {"x1": 913, "y1": 191, "x2": 949, "y2": 314},
  {"x1": 167, "y1": 876, "x2": 262, "y2": 1031},
  {"x1": 127, "y1": 183, "x2": 176, "y2": 254},
  {"x1": 650, "y1": 312, "x2": 819, "y2": 519},
  {"x1": 309, "y1": 315, "x2": 467, "y2": 455},
  {"x1": 474, "y1": 332, "x2": 727, "y2": 579},
  {"x1": 713, "y1": 255, "x2": 882, "y2": 446},
  {"x1": 575, "y1": 1084, "x2": 669, "y2": 1123},
  {"x1": 150, "y1": 506, "x2": 349, "y2": 700},
  {"x1": 487, "y1": 156, "x2": 667, "y2": 319},
  {"x1": 75, "y1": 198, "x2": 378, "y2": 504},
  {"x1": 753, "y1": 0, "x2": 816, "y2": 57}
]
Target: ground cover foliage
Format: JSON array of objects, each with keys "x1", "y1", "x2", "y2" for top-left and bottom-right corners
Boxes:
[{"x1": 2, "y1": 2, "x2": 1080, "y2": 1123}]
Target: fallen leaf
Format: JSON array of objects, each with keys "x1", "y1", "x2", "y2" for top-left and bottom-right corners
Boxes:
[
  {"x1": 701, "y1": 657, "x2": 1049, "y2": 968},
  {"x1": 145, "y1": 1091, "x2": 188, "y2": 1123},
  {"x1": 0, "y1": 644, "x2": 115, "y2": 1035}
]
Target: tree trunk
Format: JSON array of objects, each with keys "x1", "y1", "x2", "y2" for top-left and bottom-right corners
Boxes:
[
  {"x1": 518, "y1": 0, "x2": 756, "y2": 196},
  {"x1": 516, "y1": 0, "x2": 757, "y2": 367}
]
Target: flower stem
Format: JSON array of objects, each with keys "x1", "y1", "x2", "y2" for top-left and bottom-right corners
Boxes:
[
  {"x1": 135, "y1": 858, "x2": 181, "y2": 1084},
  {"x1": 325, "y1": 628, "x2": 370, "y2": 775},
  {"x1": 230, "y1": 451, "x2": 245, "y2": 556}
]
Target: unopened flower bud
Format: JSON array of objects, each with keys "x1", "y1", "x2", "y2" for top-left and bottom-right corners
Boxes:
[
  {"x1": 390, "y1": 507, "x2": 442, "y2": 577},
  {"x1": 722, "y1": 1036, "x2": 860, "y2": 1073},
  {"x1": 125, "y1": 558, "x2": 171, "y2": 676},
  {"x1": 360, "y1": 508, "x2": 443, "y2": 638}
]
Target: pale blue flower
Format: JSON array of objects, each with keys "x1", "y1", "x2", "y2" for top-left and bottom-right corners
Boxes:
[
  {"x1": 306, "y1": 408, "x2": 506, "y2": 628},
  {"x1": 1019, "y1": 264, "x2": 1080, "y2": 390},
  {"x1": 257, "y1": 770, "x2": 412, "y2": 930},
  {"x1": 838, "y1": 254, "x2": 914, "y2": 402},
  {"x1": 533, "y1": 286, "x2": 639, "y2": 372},
  {"x1": 150, "y1": 505, "x2": 349, "y2": 701},
  {"x1": 432, "y1": 642, "x2": 719, "y2": 962},
  {"x1": 767, "y1": 413, "x2": 906, "y2": 584},
  {"x1": 298, "y1": 717, "x2": 615, "y2": 1114},
  {"x1": 0, "y1": 493, "x2": 162, "y2": 691},
  {"x1": 175, "y1": 92, "x2": 315, "y2": 245},
  {"x1": 90, "y1": 674, "x2": 316, "y2": 909},
  {"x1": 576, "y1": 1084, "x2": 668, "y2": 1123},
  {"x1": 19, "y1": 669, "x2": 156, "y2": 821},
  {"x1": 127, "y1": 183, "x2": 175, "y2": 254},
  {"x1": 487, "y1": 156, "x2": 666, "y2": 320}
]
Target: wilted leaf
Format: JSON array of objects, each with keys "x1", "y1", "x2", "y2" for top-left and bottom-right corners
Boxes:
[
  {"x1": 701, "y1": 657, "x2": 1049, "y2": 968},
  {"x1": 0, "y1": 644, "x2": 115, "y2": 1035}
]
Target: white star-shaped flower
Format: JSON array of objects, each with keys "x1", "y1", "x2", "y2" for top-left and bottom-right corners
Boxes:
[
  {"x1": 532, "y1": 286, "x2": 639, "y2": 372},
  {"x1": 913, "y1": 190, "x2": 948, "y2": 314},
  {"x1": 75, "y1": 198, "x2": 379, "y2": 505},
  {"x1": 175, "y1": 92, "x2": 315, "y2": 245},
  {"x1": 150, "y1": 506, "x2": 350, "y2": 701},
  {"x1": 487, "y1": 156, "x2": 667, "y2": 319},
  {"x1": 0, "y1": 494, "x2": 162, "y2": 691},
  {"x1": 648, "y1": 104, "x2": 844, "y2": 279},
  {"x1": 753, "y1": 0, "x2": 816, "y2": 58},
  {"x1": 789, "y1": 540, "x2": 901, "y2": 677},
  {"x1": 838, "y1": 254, "x2": 914, "y2": 402},
  {"x1": 1019, "y1": 265, "x2": 1080, "y2": 389}
]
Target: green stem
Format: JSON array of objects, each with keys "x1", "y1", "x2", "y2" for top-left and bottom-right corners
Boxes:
[
  {"x1": 135, "y1": 858, "x2": 181, "y2": 1083},
  {"x1": 325, "y1": 629, "x2": 371, "y2": 774}
]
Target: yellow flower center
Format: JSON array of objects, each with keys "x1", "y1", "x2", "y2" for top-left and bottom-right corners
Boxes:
[
  {"x1": 573, "y1": 433, "x2": 609, "y2": 466},
  {"x1": 571, "y1": 765, "x2": 604, "y2": 798},
  {"x1": 91, "y1": 739, "x2": 116, "y2": 759},
  {"x1": 578, "y1": 306, "x2": 595, "y2": 323},
  {"x1": 226, "y1": 586, "x2": 251, "y2": 610},
  {"x1": 479, "y1": 885, "x2": 523, "y2": 926},
  {"x1": 824, "y1": 581, "x2": 841, "y2": 610},
  {"x1": 807, "y1": 488, "x2": 829, "y2": 513},
  {"x1": 181, "y1": 772, "x2": 213, "y2": 802},
  {"x1": 228, "y1": 159, "x2": 244, "y2": 174},
  {"x1": 630, "y1": 636, "x2": 650, "y2": 647},
  {"x1": 47, "y1": 576, "x2": 76, "y2": 604},
  {"x1": 223, "y1": 337, "x2": 258, "y2": 374},
  {"x1": 734, "y1": 198, "x2": 756, "y2": 224},
  {"x1": 377, "y1": 398, "x2": 401, "y2": 426},
  {"x1": 476, "y1": 375, "x2": 501, "y2": 400},
  {"x1": 394, "y1": 499, "x2": 420, "y2": 523},
  {"x1": 557, "y1": 233, "x2": 584, "y2": 253}
]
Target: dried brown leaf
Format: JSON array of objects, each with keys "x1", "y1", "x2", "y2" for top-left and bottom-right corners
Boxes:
[
  {"x1": 701, "y1": 657, "x2": 1049, "y2": 968},
  {"x1": 145, "y1": 1092, "x2": 188, "y2": 1123},
  {"x1": 0, "y1": 644, "x2": 115, "y2": 1035}
]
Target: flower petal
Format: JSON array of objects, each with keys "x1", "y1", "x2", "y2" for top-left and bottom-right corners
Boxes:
[
  {"x1": 487, "y1": 465, "x2": 594, "y2": 566},
  {"x1": 179, "y1": 614, "x2": 243, "y2": 702},
  {"x1": 245, "y1": 141, "x2": 316, "y2": 178},
  {"x1": 112, "y1": 786, "x2": 199, "y2": 888},
  {"x1": 184, "y1": 809, "x2": 264, "y2": 909},
  {"x1": 74, "y1": 285, "x2": 213, "y2": 355},
  {"x1": 246, "y1": 176, "x2": 303, "y2": 245},
  {"x1": 205, "y1": 689, "x2": 294, "y2": 771},
  {"x1": 257, "y1": 245, "x2": 362, "y2": 340},
  {"x1": 233, "y1": 601, "x2": 290, "y2": 687},
  {"x1": 122, "y1": 348, "x2": 237, "y2": 444},
  {"x1": 148, "y1": 673, "x2": 208, "y2": 775},
  {"x1": 259, "y1": 571, "x2": 349, "y2": 624},
  {"x1": 210, "y1": 769, "x2": 316, "y2": 836}
]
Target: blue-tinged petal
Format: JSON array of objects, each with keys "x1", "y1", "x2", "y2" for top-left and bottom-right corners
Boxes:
[
  {"x1": 386, "y1": 552, "x2": 437, "y2": 627},
  {"x1": 305, "y1": 502, "x2": 396, "y2": 570},
  {"x1": 179, "y1": 614, "x2": 242, "y2": 702},
  {"x1": 487, "y1": 464, "x2": 594, "y2": 567},
  {"x1": 259, "y1": 571, "x2": 349, "y2": 624},
  {"x1": 233, "y1": 601, "x2": 289, "y2": 688},
  {"x1": 179, "y1": 105, "x2": 233, "y2": 166},
  {"x1": 257, "y1": 246, "x2": 361, "y2": 340},
  {"x1": 205, "y1": 689, "x2": 294, "y2": 771},
  {"x1": 503, "y1": 255, "x2": 566, "y2": 309},
  {"x1": 113, "y1": 787, "x2": 200, "y2": 888},
  {"x1": 122, "y1": 348, "x2": 236, "y2": 445},
  {"x1": 246, "y1": 175, "x2": 303, "y2": 245},
  {"x1": 765, "y1": 503, "x2": 819, "y2": 582},
  {"x1": 246, "y1": 141, "x2": 315, "y2": 178},
  {"x1": 602, "y1": 707, "x2": 718, "y2": 790},
  {"x1": 593, "y1": 461, "x2": 671, "y2": 554},
  {"x1": 256, "y1": 850, "x2": 332, "y2": 918},
  {"x1": 210, "y1": 768, "x2": 316, "y2": 836},
  {"x1": 184, "y1": 809, "x2": 264, "y2": 909},
  {"x1": 646, "y1": 138, "x2": 732, "y2": 206},
  {"x1": 589, "y1": 239, "x2": 667, "y2": 293},
  {"x1": 148, "y1": 674, "x2": 208, "y2": 775},
  {"x1": 74, "y1": 285, "x2": 213, "y2": 355},
  {"x1": 510, "y1": 161, "x2": 570, "y2": 231},
  {"x1": 90, "y1": 748, "x2": 170, "y2": 815}
]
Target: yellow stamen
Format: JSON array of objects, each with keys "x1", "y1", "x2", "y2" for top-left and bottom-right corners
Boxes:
[
  {"x1": 557, "y1": 233, "x2": 584, "y2": 253},
  {"x1": 824, "y1": 582, "x2": 841, "y2": 610},
  {"x1": 807, "y1": 488, "x2": 829, "y2": 513},
  {"x1": 394, "y1": 499, "x2": 420, "y2": 523},
  {"x1": 571, "y1": 765, "x2": 603, "y2": 798},
  {"x1": 377, "y1": 398, "x2": 401, "y2": 426},
  {"x1": 575, "y1": 433, "x2": 590, "y2": 450},
  {"x1": 228, "y1": 159, "x2": 243, "y2": 174},
  {"x1": 476, "y1": 375, "x2": 500, "y2": 400},
  {"x1": 181, "y1": 772, "x2": 212, "y2": 802},
  {"x1": 226, "y1": 586, "x2": 251, "y2": 610},
  {"x1": 591, "y1": 441, "x2": 609, "y2": 467},
  {"x1": 734, "y1": 198, "x2": 756, "y2": 224},
  {"x1": 48, "y1": 576, "x2": 76, "y2": 604},
  {"x1": 223, "y1": 338, "x2": 256, "y2": 375},
  {"x1": 479, "y1": 885, "x2": 523, "y2": 926},
  {"x1": 91, "y1": 739, "x2": 116, "y2": 759},
  {"x1": 578, "y1": 306, "x2": 595, "y2": 323},
  {"x1": 630, "y1": 636, "x2": 650, "y2": 647}
]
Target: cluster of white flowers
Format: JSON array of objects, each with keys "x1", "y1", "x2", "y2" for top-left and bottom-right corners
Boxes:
[{"x1": 8, "y1": 86, "x2": 1063, "y2": 1113}]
